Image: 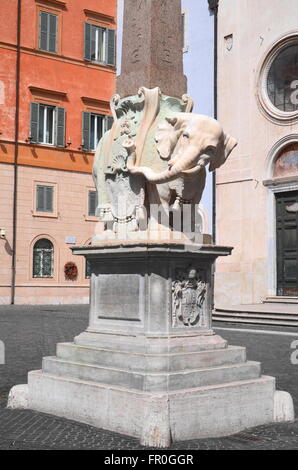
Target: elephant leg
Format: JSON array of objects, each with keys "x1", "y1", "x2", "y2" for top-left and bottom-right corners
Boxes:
[
  {"x1": 175, "y1": 169, "x2": 206, "y2": 238},
  {"x1": 146, "y1": 182, "x2": 172, "y2": 237}
]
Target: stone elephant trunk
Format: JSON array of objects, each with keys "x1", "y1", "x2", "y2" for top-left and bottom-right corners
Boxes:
[
  {"x1": 123, "y1": 113, "x2": 238, "y2": 185},
  {"x1": 125, "y1": 139, "x2": 205, "y2": 184}
]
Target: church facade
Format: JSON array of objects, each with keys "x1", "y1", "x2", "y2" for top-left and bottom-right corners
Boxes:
[{"x1": 215, "y1": 0, "x2": 298, "y2": 306}]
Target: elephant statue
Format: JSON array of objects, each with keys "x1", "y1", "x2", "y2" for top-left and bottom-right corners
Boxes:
[
  {"x1": 92, "y1": 87, "x2": 237, "y2": 239},
  {"x1": 123, "y1": 112, "x2": 237, "y2": 211}
]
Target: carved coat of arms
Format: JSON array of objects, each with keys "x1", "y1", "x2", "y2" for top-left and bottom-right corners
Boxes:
[{"x1": 172, "y1": 267, "x2": 207, "y2": 327}]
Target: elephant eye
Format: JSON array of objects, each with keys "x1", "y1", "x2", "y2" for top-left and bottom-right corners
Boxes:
[{"x1": 183, "y1": 132, "x2": 190, "y2": 139}]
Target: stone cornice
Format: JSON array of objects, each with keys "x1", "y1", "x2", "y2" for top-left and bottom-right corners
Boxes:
[
  {"x1": 29, "y1": 86, "x2": 67, "y2": 98},
  {"x1": 81, "y1": 96, "x2": 110, "y2": 109},
  {"x1": 35, "y1": 0, "x2": 66, "y2": 10},
  {"x1": 0, "y1": 42, "x2": 116, "y2": 73},
  {"x1": 263, "y1": 176, "x2": 298, "y2": 187},
  {"x1": 83, "y1": 9, "x2": 115, "y2": 25}
]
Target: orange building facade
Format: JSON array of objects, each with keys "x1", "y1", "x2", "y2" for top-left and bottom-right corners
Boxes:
[{"x1": 0, "y1": 0, "x2": 116, "y2": 304}]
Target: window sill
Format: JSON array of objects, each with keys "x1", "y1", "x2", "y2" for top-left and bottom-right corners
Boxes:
[
  {"x1": 38, "y1": 48, "x2": 58, "y2": 55},
  {"x1": 32, "y1": 277, "x2": 54, "y2": 280},
  {"x1": 85, "y1": 215, "x2": 99, "y2": 222},
  {"x1": 84, "y1": 59, "x2": 115, "y2": 68},
  {"x1": 33, "y1": 211, "x2": 58, "y2": 218},
  {"x1": 36, "y1": 141, "x2": 55, "y2": 147}
]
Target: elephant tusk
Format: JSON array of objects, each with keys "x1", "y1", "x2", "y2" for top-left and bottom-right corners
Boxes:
[{"x1": 180, "y1": 164, "x2": 204, "y2": 178}]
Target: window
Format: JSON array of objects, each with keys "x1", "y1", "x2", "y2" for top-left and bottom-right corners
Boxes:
[
  {"x1": 33, "y1": 239, "x2": 54, "y2": 278},
  {"x1": 88, "y1": 190, "x2": 98, "y2": 217},
  {"x1": 30, "y1": 102, "x2": 65, "y2": 146},
  {"x1": 84, "y1": 23, "x2": 115, "y2": 66},
  {"x1": 82, "y1": 112, "x2": 113, "y2": 151},
  {"x1": 39, "y1": 11, "x2": 57, "y2": 53},
  {"x1": 36, "y1": 185, "x2": 54, "y2": 213},
  {"x1": 85, "y1": 259, "x2": 92, "y2": 279},
  {"x1": 38, "y1": 104, "x2": 55, "y2": 144},
  {"x1": 267, "y1": 43, "x2": 298, "y2": 112}
]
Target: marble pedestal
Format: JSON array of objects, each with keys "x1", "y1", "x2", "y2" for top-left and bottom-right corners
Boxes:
[{"x1": 11, "y1": 242, "x2": 294, "y2": 447}]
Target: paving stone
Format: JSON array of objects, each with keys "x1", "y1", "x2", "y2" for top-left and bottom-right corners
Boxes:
[{"x1": 0, "y1": 306, "x2": 297, "y2": 450}]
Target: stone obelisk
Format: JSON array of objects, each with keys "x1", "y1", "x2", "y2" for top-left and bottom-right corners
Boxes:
[{"x1": 117, "y1": 0, "x2": 187, "y2": 97}]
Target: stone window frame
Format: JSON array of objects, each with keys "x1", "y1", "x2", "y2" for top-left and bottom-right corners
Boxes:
[
  {"x1": 257, "y1": 32, "x2": 298, "y2": 124},
  {"x1": 81, "y1": 100, "x2": 113, "y2": 152},
  {"x1": 263, "y1": 135, "x2": 298, "y2": 298},
  {"x1": 33, "y1": 180, "x2": 58, "y2": 218},
  {"x1": 32, "y1": 238, "x2": 54, "y2": 278},
  {"x1": 29, "y1": 87, "x2": 67, "y2": 148},
  {"x1": 29, "y1": 234, "x2": 58, "y2": 282},
  {"x1": 35, "y1": 2, "x2": 64, "y2": 55},
  {"x1": 85, "y1": 186, "x2": 99, "y2": 221}
]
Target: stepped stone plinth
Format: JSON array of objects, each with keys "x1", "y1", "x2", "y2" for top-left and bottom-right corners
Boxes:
[
  {"x1": 9, "y1": 241, "x2": 293, "y2": 447},
  {"x1": 7, "y1": 0, "x2": 294, "y2": 446}
]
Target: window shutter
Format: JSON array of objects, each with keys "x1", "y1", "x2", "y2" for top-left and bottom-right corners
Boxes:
[
  {"x1": 30, "y1": 102, "x2": 39, "y2": 143},
  {"x1": 88, "y1": 190, "x2": 97, "y2": 216},
  {"x1": 40, "y1": 11, "x2": 48, "y2": 50},
  {"x1": 84, "y1": 22, "x2": 91, "y2": 61},
  {"x1": 106, "y1": 29, "x2": 115, "y2": 66},
  {"x1": 45, "y1": 186, "x2": 53, "y2": 212},
  {"x1": 36, "y1": 185, "x2": 44, "y2": 211},
  {"x1": 105, "y1": 116, "x2": 113, "y2": 132},
  {"x1": 55, "y1": 107, "x2": 65, "y2": 147},
  {"x1": 49, "y1": 14, "x2": 57, "y2": 53},
  {"x1": 82, "y1": 112, "x2": 91, "y2": 151}
]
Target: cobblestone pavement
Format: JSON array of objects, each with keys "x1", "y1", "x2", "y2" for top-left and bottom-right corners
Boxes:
[{"x1": 0, "y1": 305, "x2": 297, "y2": 450}]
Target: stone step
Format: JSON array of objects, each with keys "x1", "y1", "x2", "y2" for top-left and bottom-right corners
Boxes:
[
  {"x1": 264, "y1": 297, "x2": 298, "y2": 304},
  {"x1": 56, "y1": 342, "x2": 246, "y2": 373},
  {"x1": 42, "y1": 356, "x2": 261, "y2": 392},
  {"x1": 213, "y1": 310, "x2": 298, "y2": 326},
  {"x1": 214, "y1": 316, "x2": 298, "y2": 327}
]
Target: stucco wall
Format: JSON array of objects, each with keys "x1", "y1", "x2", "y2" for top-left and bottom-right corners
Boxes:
[{"x1": 0, "y1": 164, "x2": 101, "y2": 304}]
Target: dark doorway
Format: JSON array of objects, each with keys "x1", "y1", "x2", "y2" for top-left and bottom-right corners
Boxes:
[{"x1": 276, "y1": 191, "x2": 298, "y2": 296}]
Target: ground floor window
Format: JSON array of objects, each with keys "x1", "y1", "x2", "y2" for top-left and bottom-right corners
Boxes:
[
  {"x1": 85, "y1": 259, "x2": 91, "y2": 279},
  {"x1": 33, "y1": 238, "x2": 54, "y2": 278}
]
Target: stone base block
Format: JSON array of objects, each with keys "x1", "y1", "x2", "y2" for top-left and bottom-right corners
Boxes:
[
  {"x1": 27, "y1": 370, "x2": 276, "y2": 447},
  {"x1": 42, "y1": 356, "x2": 261, "y2": 392},
  {"x1": 7, "y1": 384, "x2": 29, "y2": 409},
  {"x1": 56, "y1": 342, "x2": 247, "y2": 373}
]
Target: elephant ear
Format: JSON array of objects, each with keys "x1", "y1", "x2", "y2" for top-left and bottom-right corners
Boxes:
[
  {"x1": 209, "y1": 133, "x2": 238, "y2": 172},
  {"x1": 155, "y1": 117, "x2": 178, "y2": 160}
]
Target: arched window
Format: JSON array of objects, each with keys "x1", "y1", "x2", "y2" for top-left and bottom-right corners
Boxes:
[
  {"x1": 273, "y1": 143, "x2": 298, "y2": 178},
  {"x1": 267, "y1": 43, "x2": 298, "y2": 112},
  {"x1": 33, "y1": 238, "x2": 54, "y2": 278}
]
